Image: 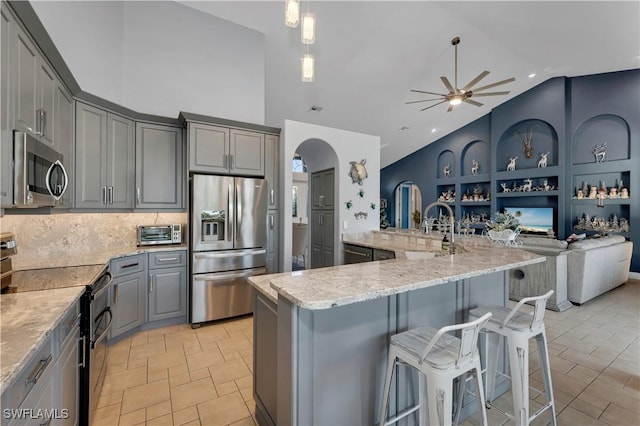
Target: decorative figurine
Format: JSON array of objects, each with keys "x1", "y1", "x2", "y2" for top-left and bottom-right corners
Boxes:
[
  {"x1": 471, "y1": 159, "x2": 480, "y2": 176},
  {"x1": 345, "y1": 200, "x2": 353, "y2": 210},
  {"x1": 597, "y1": 188, "x2": 607, "y2": 207},
  {"x1": 589, "y1": 185, "x2": 598, "y2": 199},
  {"x1": 370, "y1": 203, "x2": 376, "y2": 210},
  {"x1": 621, "y1": 188, "x2": 629, "y2": 198},
  {"x1": 577, "y1": 189, "x2": 584, "y2": 199},
  {"x1": 543, "y1": 179, "x2": 551, "y2": 192},
  {"x1": 609, "y1": 187, "x2": 618, "y2": 197},
  {"x1": 348, "y1": 159, "x2": 368, "y2": 185},
  {"x1": 592, "y1": 143, "x2": 607, "y2": 162},
  {"x1": 357, "y1": 189, "x2": 365, "y2": 198},
  {"x1": 506, "y1": 156, "x2": 518, "y2": 171},
  {"x1": 443, "y1": 164, "x2": 451, "y2": 177},
  {"x1": 522, "y1": 178, "x2": 533, "y2": 192},
  {"x1": 500, "y1": 182, "x2": 511, "y2": 193},
  {"x1": 537, "y1": 152, "x2": 549, "y2": 168}
]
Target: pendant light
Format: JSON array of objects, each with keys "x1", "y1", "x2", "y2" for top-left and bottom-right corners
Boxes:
[
  {"x1": 301, "y1": 12, "x2": 315, "y2": 44},
  {"x1": 284, "y1": 0, "x2": 300, "y2": 28},
  {"x1": 301, "y1": 53, "x2": 315, "y2": 82}
]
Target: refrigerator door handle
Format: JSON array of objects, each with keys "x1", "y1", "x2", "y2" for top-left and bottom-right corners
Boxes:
[
  {"x1": 235, "y1": 184, "x2": 240, "y2": 245},
  {"x1": 227, "y1": 184, "x2": 233, "y2": 242},
  {"x1": 193, "y1": 249, "x2": 266, "y2": 260},
  {"x1": 193, "y1": 268, "x2": 267, "y2": 282}
]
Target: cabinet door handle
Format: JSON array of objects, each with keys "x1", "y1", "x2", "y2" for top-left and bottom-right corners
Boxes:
[
  {"x1": 136, "y1": 187, "x2": 141, "y2": 204},
  {"x1": 25, "y1": 354, "x2": 53, "y2": 385},
  {"x1": 223, "y1": 154, "x2": 227, "y2": 168},
  {"x1": 120, "y1": 262, "x2": 139, "y2": 269},
  {"x1": 41, "y1": 109, "x2": 46, "y2": 138},
  {"x1": 79, "y1": 336, "x2": 86, "y2": 368},
  {"x1": 344, "y1": 249, "x2": 370, "y2": 257},
  {"x1": 113, "y1": 284, "x2": 119, "y2": 304},
  {"x1": 35, "y1": 108, "x2": 42, "y2": 135},
  {"x1": 149, "y1": 274, "x2": 154, "y2": 292},
  {"x1": 269, "y1": 215, "x2": 274, "y2": 229},
  {"x1": 230, "y1": 155, "x2": 234, "y2": 169},
  {"x1": 108, "y1": 186, "x2": 113, "y2": 204},
  {"x1": 270, "y1": 189, "x2": 274, "y2": 204},
  {"x1": 319, "y1": 195, "x2": 325, "y2": 207},
  {"x1": 102, "y1": 186, "x2": 107, "y2": 204},
  {"x1": 157, "y1": 257, "x2": 178, "y2": 262},
  {"x1": 320, "y1": 213, "x2": 324, "y2": 226}
]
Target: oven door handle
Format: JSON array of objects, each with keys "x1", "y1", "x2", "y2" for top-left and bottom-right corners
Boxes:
[
  {"x1": 91, "y1": 271, "x2": 113, "y2": 301},
  {"x1": 91, "y1": 307, "x2": 113, "y2": 349}
]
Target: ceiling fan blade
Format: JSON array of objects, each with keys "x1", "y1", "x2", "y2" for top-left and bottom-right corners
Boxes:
[
  {"x1": 410, "y1": 89, "x2": 448, "y2": 97},
  {"x1": 405, "y1": 98, "x2": 445, "y2": 104},
  {"x1": 472, "y1": 77, "x2": 516, "y2": 93},
  {"x1": 440, "y1": 76, "x2": 454, "y2": 92},
  {"x1": 463, "y1": 98, "x2": 483, "y2": 107},
  {"x1": 420, "y1": 100, "x2": 448, "y2": 111},
  {"x1": 461, "y1": 70, "x2": 490, "y2": 91},
  {"x1": 471, "y1": 91, "x2": 511, "y2": 97},
  {"x1": 447, "y1": 103, "x2": 455, "y2": 113}
]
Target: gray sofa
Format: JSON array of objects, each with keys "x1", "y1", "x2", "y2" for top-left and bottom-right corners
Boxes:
[{"x1": 566, "y1": 235, "x2": 633, "y2": 304}]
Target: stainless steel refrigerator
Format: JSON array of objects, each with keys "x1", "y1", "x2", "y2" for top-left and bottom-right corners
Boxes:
[{"x1": 189, "y1": 174, "x2": 267, "y2": 325}]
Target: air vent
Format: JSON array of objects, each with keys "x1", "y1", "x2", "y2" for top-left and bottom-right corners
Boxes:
[{"x1": 309, "y1": 105, "x2": 322, "y2": 112}]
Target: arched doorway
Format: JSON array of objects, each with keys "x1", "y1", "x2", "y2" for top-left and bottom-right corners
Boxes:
[{"x1": 394, "y1": 182, "x2": 423, "y2": 229}]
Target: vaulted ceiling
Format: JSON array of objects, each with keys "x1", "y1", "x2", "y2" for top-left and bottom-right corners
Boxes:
[{"x1": 180, "y1": 1, "x2": 640, "y2": 168}]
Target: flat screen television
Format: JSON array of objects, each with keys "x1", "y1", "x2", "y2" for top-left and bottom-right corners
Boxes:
[{"x1": 503, "y1": 207, "x2": 554, "y2": 235}]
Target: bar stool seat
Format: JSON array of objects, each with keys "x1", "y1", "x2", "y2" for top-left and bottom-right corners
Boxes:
[
  {"x1": 469, "y1": 290, "x2": 557, "y2": 426},
  {"x1": 379, "y1": 313, "x2": 492, "y2": 426}
]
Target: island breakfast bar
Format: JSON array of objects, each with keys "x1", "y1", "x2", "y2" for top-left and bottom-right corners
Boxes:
[{"x1": 249, "y1": 235, "x2": 546, "y2": 426}]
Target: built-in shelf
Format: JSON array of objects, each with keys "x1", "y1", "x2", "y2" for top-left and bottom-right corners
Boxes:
[
  {"x1": 495, "y1": 166, "x2": 560, "y2": 180},
  {"x1": 460, "y1": 201, "x2": 491, "y2": 206},
  {"x1": 571, "y1": 198, "x2": 631, "y2": 205},
  {"x1": 497, "y1": 190, "x2": 559, "y2": 198}
]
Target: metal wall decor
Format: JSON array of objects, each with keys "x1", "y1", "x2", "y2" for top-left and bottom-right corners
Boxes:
[
  {"x1": 516, "y1": 125, "x2": 538, "y2": 158},
  {"x1": 348, "y1": 159, "x2": 368, "y2": 185},
  {"x1": 354, "y1": 211, "x2": 368, "y2": 220}
]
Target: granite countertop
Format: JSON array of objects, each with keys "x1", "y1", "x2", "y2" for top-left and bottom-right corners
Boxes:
[
  {"x1": 15, "y1": 244, "x2": 187, "y2": 270},
  {"x1": 251, "y1": 234, "x2": 545, "y2": 310},
  {"x1": 0, "y1": 286, "x2": 85, "y2": 394}
]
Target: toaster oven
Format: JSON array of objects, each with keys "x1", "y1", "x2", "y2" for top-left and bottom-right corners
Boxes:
[{"x1": 137, "y1": 224, "x2": 183, "y2": 246}]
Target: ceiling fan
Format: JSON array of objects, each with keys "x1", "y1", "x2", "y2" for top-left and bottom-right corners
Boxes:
[{"x1": 407, "y1": 36, "x2": 515, "y2": 112}]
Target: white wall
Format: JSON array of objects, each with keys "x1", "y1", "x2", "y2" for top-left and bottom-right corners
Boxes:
[
  {"x1": 31, "y1": 1, "x2": 265, "y2": 123},
  {"x1": 281, "y1": 120, "x2": 380, "y2": 271}
]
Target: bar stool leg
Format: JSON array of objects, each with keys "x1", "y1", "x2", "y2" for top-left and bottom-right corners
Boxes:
[
  {"x1": 473, "y1": 361, "x2": 489, "y2": 426},
  {"x1": 425, "y1": 375, "x2": 453, "y2": 426},
  {"x1": 536, "y1": 329, "x2": 558, "y2": 426},
  {"x1": 484, "y1": 332, "x2": 501, "y2": 404},
  {"x1": 380, "y1": 348, "x2": 397, "y2": 426},
  {"x1": 507, "y1": 333, "x2": 530, "y2": 425}
]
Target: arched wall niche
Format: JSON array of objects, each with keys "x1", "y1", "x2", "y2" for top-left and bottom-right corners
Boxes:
[
  {"x1": 572, "y1": 114, "x2": 630, "y2": 164},
  {"x1": 496, "y1": 119, "x2": 558, "y2": 171},
  {"x1": 437, "y1": 150, "x2": 455, "y2": 178},
  {"x1": 461, "y1": 140, "x2": 489, "y2": 176}
]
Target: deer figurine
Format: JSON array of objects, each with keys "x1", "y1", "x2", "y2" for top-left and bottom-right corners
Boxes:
[
  {"x1": 443, "y1": 164, "x2": 450, "y2": 177},
  {"x1": 537, "y1": 152, "x2": 549, "y2": 168},
  {"x1": 506, "y1": 157, "x2": 518, "y2": 171},
  {"x1": 471, "y1": 159, "x2": 479, "y2": 176},
  {"x1": 522, "y1": 178, "x2": 533, "y2": 192},
  {"x1": 592, "y1": 143, "x2": 607, "y2": 162}
]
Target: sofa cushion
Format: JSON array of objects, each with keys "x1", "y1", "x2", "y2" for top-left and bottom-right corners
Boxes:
[
  {"x1": 569, "y1": 235, "x2": 627, "y2": 250},
  {"x1": 521, "y1": 237, "x2": 568, "y2": 250}
]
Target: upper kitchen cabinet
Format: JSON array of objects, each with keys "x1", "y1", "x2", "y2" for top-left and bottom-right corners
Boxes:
[
  {"x1": 265, "y1": 134, "x2": 279, "y2": 209},
  {"x1": 54, "y1": 83, "x2": 73, "y2": 208},
  {"x1": 187, "y1": 122, "x2": 265, "y2": 176},
  {"x1": 75, "y1": 102, "x2": 134, "y2": 209},
  {"x1": 1, "y1": 3, "x2": 14, "y2": 207},
  {"x1": 135, "y1": 122, "x2": 184, "y2": 210}
]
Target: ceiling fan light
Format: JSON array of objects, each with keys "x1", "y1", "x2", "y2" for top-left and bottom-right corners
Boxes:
[
  {"x1": 301, "y1": 53, "x2": 315, "y2": 82},
  {"x1": 449, "y1": 96, "x2": 462, "y2": 106},
  {"x1": 301, "y1": 13, "x2": 315, "y2": 44},
  {"x1": 285, "y1": 0, "x2": 300, "y2": 28}
]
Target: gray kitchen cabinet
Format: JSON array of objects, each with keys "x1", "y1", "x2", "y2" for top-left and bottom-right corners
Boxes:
[
  {"x1": 148, "y1": 251, "x2": 187, "y2": 322},
  {"x1": 75, "y1": 102, "x2": 134, "y2": 209},
  {"x1": 265, "y1": 134, "x2": 279, "y2": 209},
  {"x1": 266, "y1": 211, "x2": 279, "y2": 274},
  {"x1": 310, "y1": 211, "x2": 334, "y2": 269},
  {"x1": 135, "y1": 122, "x2": 183, "y2": 209},
  {"x1": 54, "y1": 83, "x2": 73, "y2": 208},
  {"x1": 56, "y1": 313, "x2": 80, "y2": 425},
  {"x1": 253, "y1": 292, "x2": 278, "y2": 426},
  {"x1": 36, "y1": 59, "x2": 56, "y2": 146},
  {"x1": 1, "y1": 4, "x2": 14, "y2": 207},
  {"x1": 110, "y1": 254, "x2": 147, "y2": 339},
  {"x1": 187, "y1": 122, "x2": 265, "y2": 176},
  {"x1": 311, "y1": 168, "x2": 334, "y2": 209}
]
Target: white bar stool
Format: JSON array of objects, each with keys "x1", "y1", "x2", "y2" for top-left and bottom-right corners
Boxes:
[
  {"x1": 469, "y1": 290, "x2": 557, "y2": 426},
  {"x1": 379, "y1": 313, "x2": 492, "y2": 426}
]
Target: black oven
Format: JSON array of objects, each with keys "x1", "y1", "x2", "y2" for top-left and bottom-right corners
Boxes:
[{"x1": 79, "y1": 267, "x2": 113, "y2": 426}]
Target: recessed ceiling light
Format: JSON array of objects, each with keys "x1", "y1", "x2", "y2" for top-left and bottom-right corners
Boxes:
[
  {"x1": 431, "y1": 128, "x2": 437, "y2": 133},
  {"x1": 528, "y1": 73, "x2": 536, "y2": 79},
  {"x1": 309, "y1": 105, "x2": 322, "y2": 112}
]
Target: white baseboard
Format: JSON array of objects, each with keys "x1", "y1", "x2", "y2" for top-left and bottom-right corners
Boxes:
[{"x1": 629, "y1": 271, "x2": 640, "y2": 280}]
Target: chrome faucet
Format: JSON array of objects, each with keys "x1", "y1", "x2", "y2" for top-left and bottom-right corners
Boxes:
[{"x1": 424, "y1": 201, "x2": 455, "y2": 254}]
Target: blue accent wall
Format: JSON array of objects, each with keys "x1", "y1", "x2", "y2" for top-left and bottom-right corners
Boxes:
[{"x1": 381, "y1": 69, "x2": 640, "y2": 272}]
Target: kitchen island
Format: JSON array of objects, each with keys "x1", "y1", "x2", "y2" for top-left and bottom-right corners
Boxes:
[{"x1": 248, "y1": 233, "x2": 546, "y2": 426}]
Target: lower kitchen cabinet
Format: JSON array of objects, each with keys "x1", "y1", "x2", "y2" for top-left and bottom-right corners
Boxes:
[
  {"x1": 148, "y1": 266, "x2": 186, "y2": 322},
  {"x1": 266, "y1": 211, "x2": 279, "y2": 273},
  {"x1": 110, "y1": 255, "x2": 147, "y2": 340},
  {"x1": 253, "y1": 293, "x2": 277, "y2": 426},
  {"x1": 57, "y1": 323, "x2": 79, "y2": 425}
]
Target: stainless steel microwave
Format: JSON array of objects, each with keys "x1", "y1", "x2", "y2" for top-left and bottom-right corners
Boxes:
[
  {"x1": 13, "y1": 131, "x2": 69, "y2": 207},
  {"x1": 137, "y1": 224, "x2": 183, "y2": 246}
]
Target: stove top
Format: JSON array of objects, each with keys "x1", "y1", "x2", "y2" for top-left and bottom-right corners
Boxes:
[{"x1": 1, "y1": 264, "x2": 106, "y2": 294}]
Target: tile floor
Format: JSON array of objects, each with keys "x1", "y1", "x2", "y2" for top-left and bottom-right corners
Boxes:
[{"x1": 94, "y1": 280, "x2": 639, "y2": 425}]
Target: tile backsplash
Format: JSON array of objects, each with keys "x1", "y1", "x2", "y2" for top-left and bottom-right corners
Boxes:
[{"x1": 0, "y1": 212, "x2": 186, "y2": 270}]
